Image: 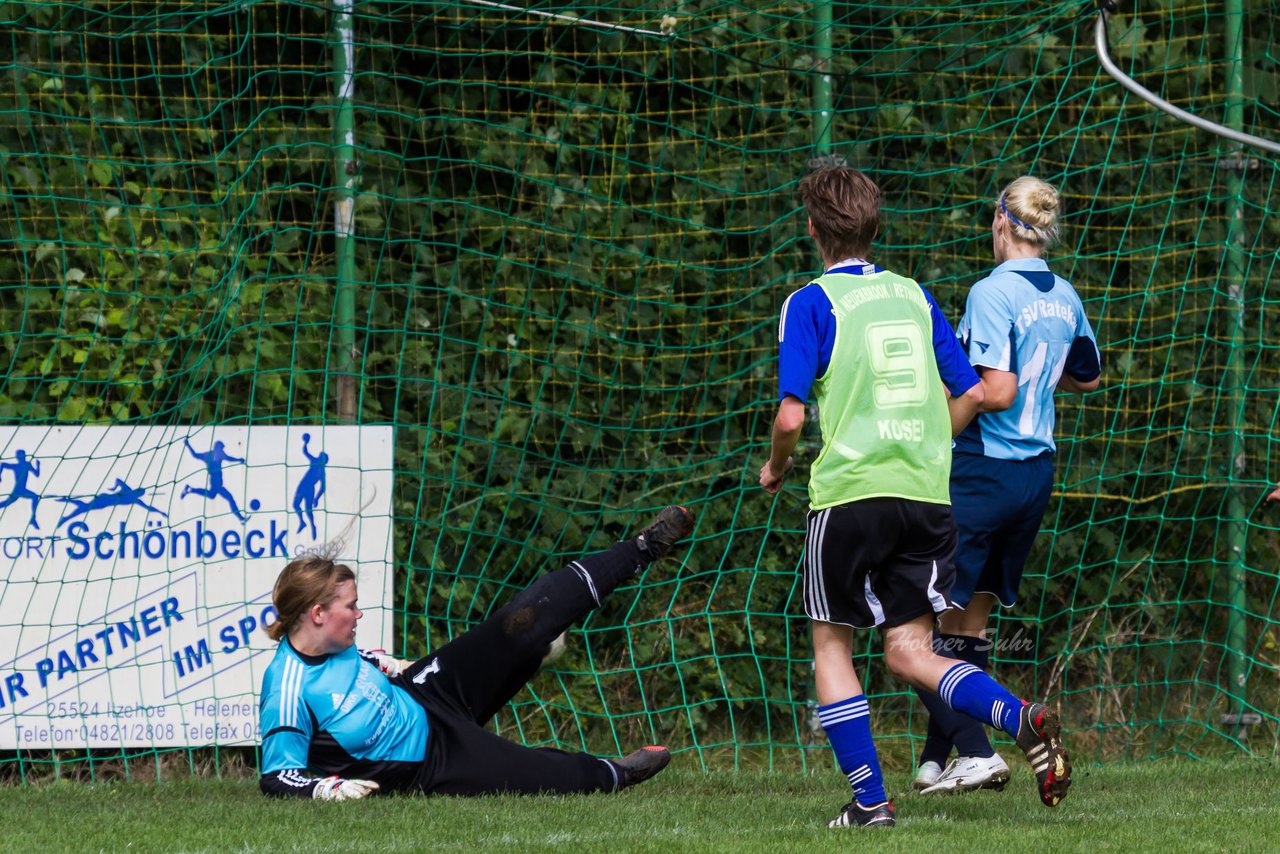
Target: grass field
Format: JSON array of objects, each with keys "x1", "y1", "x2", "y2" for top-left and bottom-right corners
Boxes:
[{"x1": 2, "y1": 759, "x2": 1277, "y2": 853}]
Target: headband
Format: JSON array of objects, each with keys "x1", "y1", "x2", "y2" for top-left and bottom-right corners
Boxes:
[{"x1": 999, "y1": 194, "x2": 1040, "y2": 235}]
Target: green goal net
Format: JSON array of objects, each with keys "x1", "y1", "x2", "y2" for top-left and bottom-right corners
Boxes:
[{"x1": 2, "y1": 0, "x2": 1279, "y2": 781}]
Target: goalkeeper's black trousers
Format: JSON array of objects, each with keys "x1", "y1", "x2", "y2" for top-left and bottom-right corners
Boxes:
[{"x1": 398, "y1": 539, "x2": 647, "y2": 796}]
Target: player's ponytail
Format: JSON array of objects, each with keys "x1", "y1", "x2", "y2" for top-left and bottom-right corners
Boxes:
[
  {"x1": 266, "y1": 557, "x2": 356, "y2": 642},
  {"x1": 998, "y1": 176, "x2": 1061, "y2": 248}
]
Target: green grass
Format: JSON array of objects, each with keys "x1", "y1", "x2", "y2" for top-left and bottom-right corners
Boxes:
[{"x1": 2, "y1": 760, "x2": 1277, "y2": 853}]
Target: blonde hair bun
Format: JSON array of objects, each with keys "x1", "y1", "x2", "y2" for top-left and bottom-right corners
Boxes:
[{"x1": 999, "y1": 176, "x2": 1061, "y2": 247}]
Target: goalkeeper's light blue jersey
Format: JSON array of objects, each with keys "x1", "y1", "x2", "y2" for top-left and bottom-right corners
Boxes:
[
  {"x1": 258, "y1": 640, "x2": 429, "y2": 794},
  {"x1": 954, "y1": 258, "x2": 1100, "y2": 460}
]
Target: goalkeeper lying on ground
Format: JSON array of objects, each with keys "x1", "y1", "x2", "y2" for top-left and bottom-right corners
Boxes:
[{"x1": 257, "y1": 506, "x2": 695, "y2": 799}]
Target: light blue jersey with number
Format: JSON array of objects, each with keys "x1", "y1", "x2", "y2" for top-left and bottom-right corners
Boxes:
[{"x1": 954, "y1": 258, "x2": 1100, "y2": 460}]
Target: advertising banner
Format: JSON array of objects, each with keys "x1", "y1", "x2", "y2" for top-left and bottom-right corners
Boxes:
[{"x1": 0, "y1": 426, "x2": 394, "y2": 749}]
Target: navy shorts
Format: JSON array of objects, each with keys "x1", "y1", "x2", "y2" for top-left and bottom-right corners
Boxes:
[
  {"x1": 802, "y1": 497, "x2": 957, "y2": 629},
  {"x1": 949, "y1": 451, "x2": 1054, "y2": 608}
]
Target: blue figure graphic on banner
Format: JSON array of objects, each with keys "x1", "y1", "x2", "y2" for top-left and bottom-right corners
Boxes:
[
  {"x1": 181, "y1": 438, "x2": 250, "y2": 522},
  {"x1": 292, "y1": 433, "x2": 328, "y2": 540},
  {"x1": 57, "y1": 478, "x2": 168, "y2": 527},
  {"x1": 0, "y1": 449, "x2": 42, "y2": 529}
]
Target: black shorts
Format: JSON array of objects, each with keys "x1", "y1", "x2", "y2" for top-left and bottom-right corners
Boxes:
[
  {"x1": 397, "y1": 627, "x2": 619, "y2": 797},
  {"x1": 802, "y1": 497, "x2": 957, "y2": 629},
  {"x1": 389, "y1": 550, "x2": 635, "y2": 796}
]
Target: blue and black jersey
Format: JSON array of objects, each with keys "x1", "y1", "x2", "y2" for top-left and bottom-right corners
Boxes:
[{"x1": 258, "y1": 640, "x2": 429, "y2": 797}]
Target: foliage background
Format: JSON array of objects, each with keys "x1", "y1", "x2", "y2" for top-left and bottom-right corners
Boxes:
[{"x1": 1, "y1": 0, "x2": 1279, "y2": 774}]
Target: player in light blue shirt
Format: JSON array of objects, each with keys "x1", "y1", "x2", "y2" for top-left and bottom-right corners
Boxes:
[
  {"x1": 259, "y1": 641, "x2": 430, "y2": 796},
  {"x1": 953, "y1": 261, "x2": 1099, "y2": 460},
  {"x1": 913, "y1": 176, "x2": 1100, "y2": 795}
]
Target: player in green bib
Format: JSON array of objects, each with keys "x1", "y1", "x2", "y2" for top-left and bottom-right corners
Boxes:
[
  {"x1": 759, "y1": 160, "x2": 1073, "y2": 828},
  {"x1": 806, "y1": 266, "x2": 956, "y2": 509}
]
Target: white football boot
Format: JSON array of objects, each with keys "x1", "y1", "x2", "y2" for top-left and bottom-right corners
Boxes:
[
  {"x1": 919, "y1": 753, "x2": 1011, "y2": 794},
  {"x1": 911, "y1": 760, "x2": 944, "y2": 791}
]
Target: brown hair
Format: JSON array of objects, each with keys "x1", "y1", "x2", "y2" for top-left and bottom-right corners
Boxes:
[
  {"x1": 264, "y1": 557, "x2": 356, "y2": 642},
  {"x1": 799, "y1": 164, "x2": 883, "y2": 261},
  {"x1": 998, "y1": 176, "x2": 1062, "y2": 247}
]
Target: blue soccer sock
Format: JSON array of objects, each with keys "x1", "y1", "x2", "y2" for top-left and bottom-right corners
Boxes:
[
  {"x1": 818, "y1": 695, "x2": 887, "y2": 806},
  {"x1": 948, "y1": 636, "x2": 997, "y2": 758},
  {"x1": 936, "y1": 662, "x2": 1022, "y2": 737},
  {"x1": 914, "y1": 633, "x2": 964, "y2": 766}
]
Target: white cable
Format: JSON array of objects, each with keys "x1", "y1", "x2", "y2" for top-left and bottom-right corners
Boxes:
[
  {"x1": 1094, "y1": 9, "x2": 1280, "y2": 156},
  {"x1": 460, "y1": 0, "x2": 677, "y2": 38}
]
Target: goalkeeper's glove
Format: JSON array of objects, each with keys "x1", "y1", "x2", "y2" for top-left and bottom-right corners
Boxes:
[
  {"x1": 312, "y1": 776, "x2": 380, "y2": 801},
  {"x1": 364, "y1": 649, "x2": 413, "y2": 678}
]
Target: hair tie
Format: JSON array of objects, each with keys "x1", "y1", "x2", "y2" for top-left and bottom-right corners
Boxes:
[{"x1": 1000, "y1": 194, "x2": 1040, "y2": 235}]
